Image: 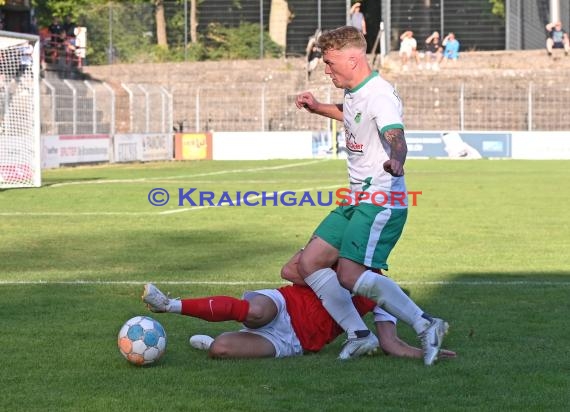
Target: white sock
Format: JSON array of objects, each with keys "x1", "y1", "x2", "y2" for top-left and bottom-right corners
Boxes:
[
  {"x1": 167, "y1": 299, "x2": 181, "y2": 313},
  {"x1": 305, "y1": 268, "x2": 369, "y2": 339},
  {"x1": 353, "y1": 270, "x2": 431, "y2": 334}
]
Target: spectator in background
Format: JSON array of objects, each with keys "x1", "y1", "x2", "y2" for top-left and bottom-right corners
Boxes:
[
  {"x1": 63, "y1": 15, "x2": 77, "y2": 38},
  {"x1": 46, "y1": 17, "x2": 64, "y2": 64},
  {"x1": 48, "y1": 16, "x2": 64, "y2": 46},
  {"x1": 306, "y1": 29, "x2": 323, "y2": 81},
  {"x1": 424, "y1": 31, "x2": 443, "y2": 70},
  {"x1": 64, "y1": 34, "x2": 78, "y2": 67},
  {"x1": 349, "y1": 3, "x2": 367, "y2": 35},
  {"x1": 399, "y1": 30, "x2": 419, "y2": 71},
  {"x1": 442, "y1": 32, "x2": 460, "y2": 63},
  {"x1": 545, "y1": 21, "x2": 570, "y2": 57}
]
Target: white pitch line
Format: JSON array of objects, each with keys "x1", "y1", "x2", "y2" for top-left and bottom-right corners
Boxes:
[
  {"x1": 1, "y1": 280, "x2": 569, "y2": 286},
  {"x1": 0, "y1": 184, "x2": 342, "y2": 217},
  {"x1": 0, "y1": 280, "x2": 287, "y2": 286},
  {"x1": 0, "y1": 212, "x2": 157, "y2": 216},
  {"x1": 48, "y1": 160, "x2": 327, "y2": 188}
]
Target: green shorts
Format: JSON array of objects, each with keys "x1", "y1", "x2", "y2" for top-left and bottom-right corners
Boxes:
[{"x1": 314, "y1": 203, "x2": 407, "y2": 270}]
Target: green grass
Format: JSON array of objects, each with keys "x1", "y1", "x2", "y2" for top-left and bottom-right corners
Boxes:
[{"x1": 1, "y1": 159, "x2": 569, "y2": 411}]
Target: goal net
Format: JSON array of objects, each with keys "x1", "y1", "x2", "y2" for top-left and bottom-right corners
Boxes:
[{"x1": 0, "y1": 31, "x2": 41, "y2": 188}]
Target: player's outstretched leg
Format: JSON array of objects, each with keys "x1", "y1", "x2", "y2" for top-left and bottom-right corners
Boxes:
[
  {"x1": 353, "y1": 270, "x2": 449, "y2": 365},
  {"x1": 142, "y1": 283, "x2": 172, "y2": 312}
]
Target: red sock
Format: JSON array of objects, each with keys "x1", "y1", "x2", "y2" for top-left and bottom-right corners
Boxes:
[{"x1": 180, "y1": 296, "x2": 249, "y2": 322}]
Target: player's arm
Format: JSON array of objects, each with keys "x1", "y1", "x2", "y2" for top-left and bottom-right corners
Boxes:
[
  {"x1": 312, "y1": 103, "x2": 343, "y2": 121},
  {"x1": 375, "y1": 321, "x2": 421, "y2": 358},
  {"x1": 375, "y1": 321, "x2": 456, "y2": 359},
  {"x1": 295, "y1": 91, "x2": 343, "y2": 121},
  {"x1": 382, "y1": 128, "x2": 407, "y2": 176}
]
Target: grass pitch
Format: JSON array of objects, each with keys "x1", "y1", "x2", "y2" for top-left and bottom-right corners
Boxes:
[{"x1": 1, "y1": 159, "x2": 569, "y2": 411}]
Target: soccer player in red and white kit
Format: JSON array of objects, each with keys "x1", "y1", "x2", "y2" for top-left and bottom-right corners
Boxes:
[{"x1": 142, "y1": 251, "x2": 456, "y2": 360}]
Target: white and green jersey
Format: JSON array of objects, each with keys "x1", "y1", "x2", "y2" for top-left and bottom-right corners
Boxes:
[{"x1": 342, "y1": 71, "x2": 408, "y2": 208}]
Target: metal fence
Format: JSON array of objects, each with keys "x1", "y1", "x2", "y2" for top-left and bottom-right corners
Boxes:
[
  {"x1": 52, "y1": 0, "x2": 566, "y2": 68},
  {"x1": 40, "y1": 77, "x2": 172, "y2": 135},
  {"x1": 40, "y1": 77, "x2": 570, "y2": 135},
  {"x1": 394, "y1": 79, "x2": 570, "y2": 131}
]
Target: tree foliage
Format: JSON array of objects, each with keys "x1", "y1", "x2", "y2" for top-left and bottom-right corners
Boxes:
[
  {"x1": 31, "y1": 0, "x2": 282, "y2": 64},
  {"x1": 205, "y1": 22, "x2": 282, "y2": 60},
  {"x1": 489, "y1": 0, "x2": 505, "y2": 19}
]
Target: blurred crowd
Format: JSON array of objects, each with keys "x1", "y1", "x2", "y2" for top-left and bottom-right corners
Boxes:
[{"x1": 39, "y1": 15, "x2": 86, "y2": 70}]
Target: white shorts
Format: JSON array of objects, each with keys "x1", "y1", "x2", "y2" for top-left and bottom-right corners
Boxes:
[{"x1": 241, "y1": 289, "x2": 303, "y2": 358}]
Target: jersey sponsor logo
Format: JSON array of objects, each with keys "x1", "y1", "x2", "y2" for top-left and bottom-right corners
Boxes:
[
  {"x1": 354, "y1": 112, "x2": 362, "y2": 123},
  {"x1": 345, "y1": 131, "x2": 364, "y2": 153}
]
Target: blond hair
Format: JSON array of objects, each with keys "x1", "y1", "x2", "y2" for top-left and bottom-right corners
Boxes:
[{"x1": 317, "y1": 26, "x2": 367, "y2": 53}]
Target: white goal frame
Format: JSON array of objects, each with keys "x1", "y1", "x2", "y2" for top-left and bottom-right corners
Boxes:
[{"x1": 0, "y1": 30, "x2": 41, "y2": 188}]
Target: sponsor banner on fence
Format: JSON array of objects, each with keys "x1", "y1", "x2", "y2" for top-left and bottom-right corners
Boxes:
[
  {"x1": 334, "y1": 130, "x2": 511, "y2": 159},
  {"x1": 511, "y1": 132, "x2": 570, "y2": 159},
  {"x1": 41, "y1": 135, "x2": 60, "y2": 169},
  {"x1": 406, "y1": 131, "x2": 511, "y2": 159},
  {"x1": 114, "y1": 134, "x2": 173, "y2": 162},
  {"x1": 404, "y1": 131, "x2": 512, "y2": 158},
  {"x1": 142, "y1": 134, "x2": 173, "y2": 161},
  {"x1": 212, "y1": 132, "x2": 313, "y2": 160},
  {"x1": 58, "y1": 134, "x2": 110, "y2": 165},
  {"x1": 114, "y1": 134, "x2": 142, "y2": 163},
  {"x1": 174, "y1": 133, "x2": 212, "y2": 160}
]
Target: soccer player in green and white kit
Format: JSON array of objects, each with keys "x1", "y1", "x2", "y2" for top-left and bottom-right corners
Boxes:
[{"x1": 295, "y1": 26, "x2": 448, "y2": 365}]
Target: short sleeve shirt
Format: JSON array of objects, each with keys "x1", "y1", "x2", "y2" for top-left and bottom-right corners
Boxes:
[{"x1": 342, "y1": 71, "x2": 408, "y2": 208}]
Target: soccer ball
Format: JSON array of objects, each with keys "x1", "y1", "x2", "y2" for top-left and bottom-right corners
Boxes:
[{"x1": 117, "y1": 316, "x2": 167, "y2": 366}]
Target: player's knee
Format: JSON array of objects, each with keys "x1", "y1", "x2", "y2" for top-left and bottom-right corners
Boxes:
[
  {"x1": 243, "y1": 296, "x2": 277, "y2": 328},
  {"x1": 298, "y1": 254, "x2": 329, "y2": 277},
  {"x1": 246, "y1": 301, "x2": 266, "y2": 322},
  {"x1": 208, "y1": 336, "x2": 233, "y2": 359},
  {"x1": 280, "y1": 264, "x2": 293, "y2": 281},
  {"x1": 336, "y1": 271, "x2": 355, "y2": 289},
  {"x1": 297, "y1": 254, "x2": 312, "y2": 277},
  {"x1": 335, "y1": 260, "x2": 364, "y2": 290},
  {"x1": 281, "y1": 251, "x2": 302, "y2": 283}
]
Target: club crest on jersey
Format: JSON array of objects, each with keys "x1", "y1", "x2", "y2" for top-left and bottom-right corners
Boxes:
[
  {"x1": 354, "y1": 112, "x2": 362, "y2": 123},
  {"x1": 345, "y1": 131, "x2": 364, "y2": 153}
]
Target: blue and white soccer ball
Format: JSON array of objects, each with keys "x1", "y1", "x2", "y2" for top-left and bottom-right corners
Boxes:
[{"x1": 118, "y1": 316, "x2": 167, "y2": 366}]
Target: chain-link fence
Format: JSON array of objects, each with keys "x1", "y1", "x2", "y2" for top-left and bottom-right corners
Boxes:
[
  {"x1": 40, "y1": 76, "x2": 570, "y2": 134},
  {"x1": 40, "y1": 77, "x2": 172, "y2": 135},
  {"x1": 171, "y1": 83, "x2": 339, "y2": 133},
  {"x1": 394, "y1": 79, "x2": 570, "y2": 131}
]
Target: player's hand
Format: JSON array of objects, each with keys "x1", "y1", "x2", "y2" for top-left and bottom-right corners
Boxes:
[
  {"x1": 383, "y1": 159, "x2": 405, "y2": 176},
  {"x1": 295, "y1": 92, "x2": 319, "y2": 112},
  {"x1": 438, "y1": 349, "x2": 457, "y2": 359}
]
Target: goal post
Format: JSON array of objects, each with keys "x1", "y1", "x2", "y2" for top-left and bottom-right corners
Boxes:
[{"x1": 0, "y1": 30, "x2": 41, "y2": 188}]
